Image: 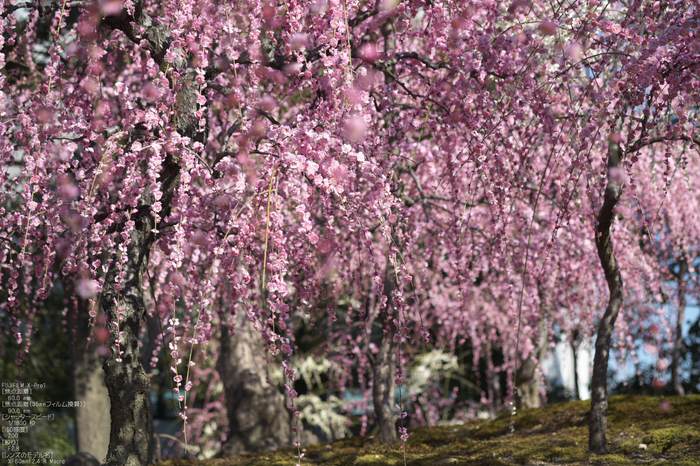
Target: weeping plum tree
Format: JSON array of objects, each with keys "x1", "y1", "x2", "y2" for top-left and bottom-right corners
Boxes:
[
  {"x1": 2, "y1": 0, "x2": 700, "y2": 464},
  {"x1": 632, "y1": 148, "x2": 700, "y2": 397}
]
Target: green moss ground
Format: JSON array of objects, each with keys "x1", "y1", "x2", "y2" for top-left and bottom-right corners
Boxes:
[{"x1": 152, "y1": 395, "x2": 700, "y2": 466}]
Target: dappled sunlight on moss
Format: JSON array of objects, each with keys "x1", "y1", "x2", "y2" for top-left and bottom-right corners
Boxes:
[
  {"x1": 354, "y1": 453, "x2": 402, "y2": 465},
  {"x1": 152, "y1": 395, "x2": 700, "y2": 466},
  {"x1": 642, "y1": 426, "x2": 700, "y2": 455}
]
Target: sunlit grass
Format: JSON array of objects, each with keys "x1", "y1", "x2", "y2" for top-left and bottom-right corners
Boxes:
[{"x1": 152, "y1": 395, "x2": 700, "y2": 465}]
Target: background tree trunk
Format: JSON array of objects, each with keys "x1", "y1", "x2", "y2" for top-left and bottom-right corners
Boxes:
[
  {"x1": 71, "y1": 300, "x2": 110, "y2": 463},
  {"x1": 671, "y1": 257, "x2": 688, "y2": 396},
  {"x1": 369, "y1": 20, "x2": 401, "y2": 446},
  {"x1": 373, "y1": 331, "x2": 397, "y2": 445},
  {"x1": 485, "y1": 339, "x2": 502, "y2": 418},
  {"x1": 572, "y1": 340, "x2": 581, "y2": 401},
  {"x1": 589, "y1": 139, "x2": 624, "y2": 455},
  {"x1": 216, "y1": 313, "x2": 291, "y2": 456},
  {"x1": 516, "y1": 315, "x2": 548, "y2": 409},
  {"x1": 372, "y1": 257, "x2": 398, "y2": 445}
]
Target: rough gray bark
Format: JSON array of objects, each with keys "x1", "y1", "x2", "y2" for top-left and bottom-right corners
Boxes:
[
  {"x1": 516, "y1": 315, "x2": 548, "y2": 409},
  {"x1": 215, "y1": 313, "x2": 291, "y2": 456},
  {"x1": 98, "y1": 5, "x2": 198, "y2": 465},
  {"x1": 64, "y1": 452, "x2": 100, "y2": 466},
  {"x1": 71, "y1": 300, "x2": 110, "y2": 463},
  {"x1": 589, "y1": 140, "x2": 625, "y2": 455},
  {"x1": 372, "y1": 258, "x2": 398, "y2": 445},
  {"x1": 671, "y1": 257, "x2": 688, "y2": 396},
  {"x1": 101, "y1": 219, "x2": 158, "y2": 466}
]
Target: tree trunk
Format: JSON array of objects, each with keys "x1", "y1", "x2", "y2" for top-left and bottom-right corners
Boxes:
[
  {"x1": 98, "y1": 5, "x2": 199, "y2": 465},
  {"x1": 572, "y1": 340, "x2": 581, "y2": 401},
  {"x1": 101, "y1": 220, "x2": 156, "y2": 466},
  {"x1": 671, "y1": 257, "x2": 687, "y2": 396},
  {"x1": 71, "y1": 300, "x2": 110, "y2": 463},
  {"x1": 516, "y1": 315, "x2": 548, "y2": 409},
  {"x1": 216, "y1": 313, "x2": 291, "y2": 456},
  {"x1": 372, "y1": 257, "x2": 398, "y2": 445},
  {"x1": 589, "y1": 140, "x2": 624, "y2": 455},
  {"x1": 485, "y1": 338, "x2": 499, "y2": 418},
  {"x1": 369, "y1": 22, "x2": 401, "y2": 446},
  {"x1": 373, "y1": 330, "x2": 397, "y2": 444},
  {"x1": 100, "y1": 154, "x2": 180, "y2": 466},
  {"x1": 142, "y1": 310, "x2": 162, "y2": 461}
]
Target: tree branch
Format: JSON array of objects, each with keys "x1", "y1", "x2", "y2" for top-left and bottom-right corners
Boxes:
[
  {"x1": 386, "y1": 52, "x2": 449, "y2": 70},
  {"x1": 348, "y1": 7, "x2": 378, "y2": 28},
  {"x1": 627, "y1": 134, "x2": 700, "y2": 154}
]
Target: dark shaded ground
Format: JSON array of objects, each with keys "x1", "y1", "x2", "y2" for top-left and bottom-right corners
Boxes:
[{"x1": 152, "y1": 395, "x2": 700, "y2": 465}]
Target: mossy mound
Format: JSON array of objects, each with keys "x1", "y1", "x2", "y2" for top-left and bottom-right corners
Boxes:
[{"x1": 152, "y1": 395, "x2": 700, "y2": 466}]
